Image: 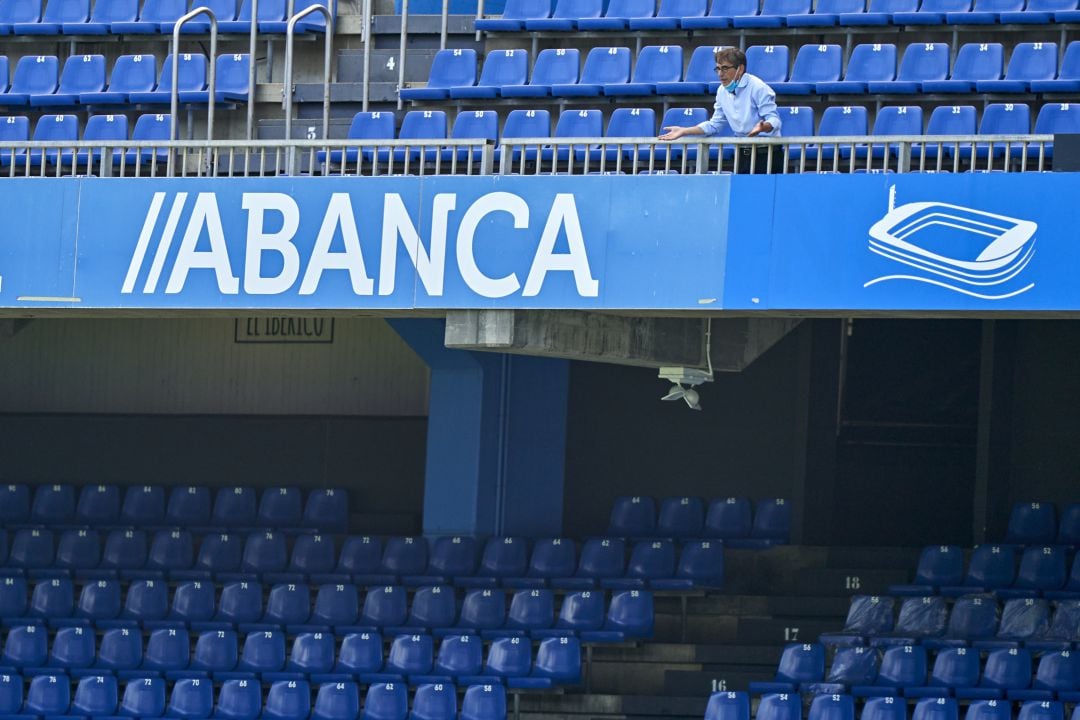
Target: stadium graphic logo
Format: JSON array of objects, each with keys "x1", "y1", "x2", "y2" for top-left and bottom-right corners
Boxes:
[{"x1": 863, "y1": 186, "x2": 1037, "y2": 300}]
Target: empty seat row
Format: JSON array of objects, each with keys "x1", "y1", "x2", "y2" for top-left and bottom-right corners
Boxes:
[
  {"x1": 706, "y1": 692, "x2": 1078, "y2": 720},
  {"x1": 607, "y1": 496, "x2": 790, "y2": 543},
  {"x1": 0, "y1": 484, "x2": 347, "y2": 533},
  {"x1": 822, "y1": 595, "x2": 1080, "y2": 648},
  {"x1": 0, "y1": 0, "x2": 331, "y2": 35},
  {"x1": 0, "y1": 626, "x2": 582, "y2": 687},
  {"x1": 0, "y1": 579, "x2": 654, "y2": 640},
  {"x1": 0, "y1": 674, "x2": 508, "y2": 720},
  {"x1": 1006, "y1": 503, "x2": 1080, "y2": 546},
  {"x1": 891, "y1": 544, "x2": 1080, "y2": 598},
  {"x1": 0, "y1": 112, "x2": 173, "y2": 169},
  {"x1": 480, "y1": 0, "x2": 1080, "y2": 31}
]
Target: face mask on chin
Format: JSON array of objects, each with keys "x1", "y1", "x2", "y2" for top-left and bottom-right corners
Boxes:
[{"x1": 725, "y1": 78, "x2": 739, "y2": 93}]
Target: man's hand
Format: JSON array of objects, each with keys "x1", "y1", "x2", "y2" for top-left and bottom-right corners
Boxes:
[
  {"x1": 747, "y1": 121, "x2": 772, "y2": 137},
  {"x1": 659, "y1": 126, "x2": 687, "y2": 141}
]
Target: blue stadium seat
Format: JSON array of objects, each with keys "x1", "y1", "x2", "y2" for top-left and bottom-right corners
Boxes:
[
  {"x1": 498, "y1": 589, "x2": 554, "y2": 636},
  {"x1": 927, "y1": 595, "x2": 998, "y2": 648},
  {"x1": 313, "y1": 681, "x2": 359, "y2": 720},
  {"x1": 511, "y1": 539, "x2": 576, "y2": 589},
  {"x1": 750, "y1": 642, "x2": 827, "y2": 694},
  {"x1": 391, "y1": 110, "x2": 447, "y2": 163},
  {"x1": 787, "y1": 0, "x2": 864, "y2": 23},
  {"x1": 474, "y1": 0, "x2": 549, "y2": 29},
  {"x1": 256, "y1": 0, "x2": 333, "y2": 33},
  {"x1": 287, "y1": 632, "x2": 335, "y2": 675},
  {"x1": 861, "y1": 697, "x2": 907, "y2": 720},
  {"x1": 217, "y1": 0, "x2": 283, "y2": 33},
  {"x1": 703, "y1": 498, "x2": 753, "y2": 539},
  {"x1": 1048, "y1": 553, "x2": 1080, "y2": 599},
  {"x1": 237, "y1": 629, "x2": 286, "y2": 674},
  {"x1": 362, "y1": 682, "x2": 408, "y2": 720},
  {"x1": 544, "y1": 109, "x2": 601, "y2": 163},
  {"x1": 72, "y1": 673, "x2": 117, "y2": 716},
  {"x1": 1058, "y1": 503, "x2": 1080, "y2": 545},
  {"x1": 951, "y1": 0, "x2": 1021, "y2": 20},
  {"x1": 212, "y1": 488, "x2": 257, "y2": 530},
  {"x1": 74, "y1": 485, "x2": 121, "y2": 527},
  {"x1": 415, "y1": 537, "x2": 478, "y2": 584},
  {"x1": 25, "y1": 673, "x2": 70, "y2": 715},
  {"x1": 0, "y1": 0, "x2": 41, "y2": 31},
  {"x1": 917, "y1": 105, "x2": 976, "y2": 162},
  {"x1": 334, "y1": 632, "x2": 383, "y2": 677},
  {"x1": 551, "y1": 46, "x2": 630, "y2": 96},
  {"x1": 922, "y1": 42, "x2": 1003, "y2": 93},
  {"x1": 380, "y1": 634, "x2": 434, "y2": 680},
  {"x1": 303, "y1": 489, "x2": 349, "y2": 534},
  {"x1": 215, "y1": 678, "x2": 261, "y2": 720},
  {"x1": 429, "y1": 635, "x2": 482, "y2": 679},
  {"x1": 337, "y1": 536, "x2": 385, "y2": 580},
  {"x1": 1031, "y1": 42, "x2": 1080, "y2": 93},
  {"x1": 261, "y1": 582, "x2": 311, "y2": 629},
  {"x1": 30, "y1": 484, "x2": 75, "y2": 525},
  {"x1": 493, "y1": 108, "x2": 550, "y2": 166},
  {"x1": 524, "y1": 0, "x2": 599, "y2": 28},
  {"x1": 1031, "y1": 103, "x2": 1080, "y2": 159},
  {"x1": 757, "y1": 692, "x2": 802, "y2": 720},
  {"x1": 984, "y1": 598, "x2": 1050, "y2": 647},
  {"x1": 179, "y1": 52, "x2": 250, "y2": 104},
  {"x1": 127, "y1": 53, "x2": 207, "y2": 105},
  {"x1": 193, "y1": 533, "x2": 242, "y2": 577},
  {"x1": 577, "y1": 0, "x2": 654, "y2": 28},
  {"x1": 143, "y1": 626, "x2": 190, "y2": 673},
  {"x1": 482, "y1": 636, "x2": 531, "y2": 680},
  {"x1": 603, "y1": 540, "x2": 675, "y2": 589},
  {"x1": 167, "y1": 677, "x2": 213, "y2": 718},
  {"x1": 1015, "y1": 650, "x2": 1080, "y2": 700},
  {"x1": 818, "y1": 43, "x2": 896, "y2": 94},
  {"x1": 501, "y1": 48, "x2": 578, "y2": 97},
  {"x1": 681, "y1": 0, "x2": 755, "y2": 26},
  {"x1": 749, "y1": 499, "x2": 793, "y2": 546},
  {"x1": 893, "y1": 0, "x2": 969, "y2": 22},
  {"x1": 914, "y1": 698, "x2": 959, "y2": 720},
  {"x1": 1006, "y1": 503, "x2": 1058, "y2": 545},
  {"x1": 0, "y1": 485, "x2": 29, "y2": 526},
  {"x1": 410, "y1": 682, "x2": 457, "y2": 720},
  {"x1": 77, "y1": 579, "x2": 121, "y2": 621},
  {"x1": 634, "y1": 0, "x2": 706, "y2": 27},
  {"x1": 607, "y1": 496, "x2": 656, "y2": 537},
  {"x1": 55, "y1": 529, "x2": 102, "y2": 571},
  {"x1": 239, "y1": 531, "x2": 288, "y2": 577},
  {"x1": 400, "y1": 48, "x2": 478, "y2": 101},
  {"x1": 3, "y1": 624, "x2": 47, "y2": 668},
  {"x1": 165, "y1": 487, "x2": 212, "y2": 529},
  {"x1": 606, "y1": 45, "x2": 682, "y2": 96},
  {"x1": 815, "y1": 646, "x2": 880, "y2": 693},
  {"x1": 853, "y1": 644, "x2": 926, "y2": 695},
  {"x1": 965, "y1": 701, "x2": 1011, "y2": 720},
  {"x1": 22, "y1": 113, "x2": 79, "y2": 167},
  {"x1": 511, "y1": 636, "x2": 580, "y2": 688},
  {"x1": 655, "y1": 46, "x2": 720, "y2": 95},
  {"x1": 957, "y1": 647, "x2": 1032, "y2": 699},
  {"x1": 79, "y1": 53, "x2": 156, "y2": 106},
  {"x1": 361, "y1": 586, "x2": 408, "y2": 629},
  {"x1": 1028, "y1": 601, "x2": 1080, "y2": 650},
  {"x1": 96, "y1": 625, "x2": 143, "y2": 672},
  {"x1": 380, "y1": 538, "x2": 428, "y2": 581},
  {"x1": 264, "y1": 679, "x2": 311, "y2": 720},
  {"x1": 310, "y1": 583, "x2": 359, "y2": 629},
  {"x1": 1000, "y1": 0, "x2": 1077, "y2": 23},
  {"x1": 808, "y1": 693, "x2": 855, "y2": 720},
  {"x1": 449, "y1": 49, "x2": 527, "y2": 98},
  {"x1": 170, "y1": 580, "x2": 216, "y2": 625},
  {"x1": 581, "y1": 589, "x2": 654, "y2": 642},
  {"x1": 405, "y1": 585, "x2": 456, "y2": 632},
  {"x1": 258, "y1": 488, "x2": 302, "y2": 529},
  {"x1": 1017, "y1": 701, "x2": 1065, "y2": 720},
  {"x1": 472, "y1": 538, "x2": 529, "y2": 585},
  {"x1": 147, "y1": 530, "x2": 194, "y2": 575},
  {"x1": 59, "y1": 108, "x2": 119, "y2": 164},
  {"x1": 655, "y1": 497, "x2": 705, "y2": 539},
  {"x1": 111, "y1": 0, "x2": 184, "y2": 32},
  {"x1": 1006, "y1": 546, "x2": 1067, "y2": 596},
  {"x1": 9, "y1": 529, "x2": 54, "y2": 570},
  {"x1": 977, "y1": 43, "x2": 1057, "y2": 93},
  {"x1": 190, "y1": 629, "x2": 238, "y2": 674},
  {"x1": 706, "y1": 691, "x2": 751, "y2": 720},
  {"x1": 821, "y1": 595, "x2": 896, "y2": 646},
  {"x1": 552, "y1": 538, "x2": 624, "y2": 590},
  {"x1": 63, "y1": 0, "x2": 135, "y2": 31},
  {"x1": 48, "y1": 625, "x2": 95, "y2": 669},
  {"x1": 733, "y1": 0, "x2": 811, "y2": 26},
  {"x1": 216, "y1": 581, "x2": 264, "y2": 626},
  {"x1": 657, "y1": 540, "x2": 723, "y2": 590},
  {"x1": 0, "y1": 576, "x2": 28, "y2": 620},
  {"x1": 868, "y1": 42, "x2": 948, "y2": 93},
  {"x1": 459, "y1": 684, "x2": 505, "y2": 720},
  {"x1": 872, "y1": 597, "x2": 948, "y2": 645},
  {"x1": 839, "y1": 0, "x2": 916, "y2": 23},
  {"x1": 124, "y1": 579, "x2": 169, "y2": 623},
  {"x1": 860, "y1": 105, "x2": 923, "y2": 165},
  {"x1": 30, "y1": 577, "x2": 74, "y2": 620},
  {"x1": 943, "y1": 545, "x2": 1017, "y2": 595},
  {"x1": 906, "y1": 647, "x2": 980, "y2": 697},
  {"x1": 583, "y1": 107, "x2": 656, "y2": 165}
]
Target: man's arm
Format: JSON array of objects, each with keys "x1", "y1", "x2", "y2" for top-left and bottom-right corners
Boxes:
[{"x1": 748, "y1": 83, "x2": 781, "y2": 137}]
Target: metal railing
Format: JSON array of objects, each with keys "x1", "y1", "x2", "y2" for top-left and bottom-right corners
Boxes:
[{"x1": 0, "y1": 135, "x2": 1055, "y2": 178}]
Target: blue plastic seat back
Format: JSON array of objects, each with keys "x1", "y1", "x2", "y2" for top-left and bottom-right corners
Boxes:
[
  {"x1": 98, "y1": 625, "x2": 143, "y2": 671},
  {"x1": 26, "y1": 673, "x2": 70, "y2": 715},
  {"x1": 0, "y1": 0, "x2": 41, "y2": 25},
  {"x1": 213, "y1": 487, "x2": 257, "y2": 528},
  {"x1": 339, "y1": 535, "x2": 383, "y2": 574},
  {"x1": 232, "y1": 0, "x2": 286, "y2": 24},
  {"x1": 929, "y1": 647, "x2": 980, "y2": 687},
  {"x1": 580, "y1": 47, "x2": 631, "y2": 86},
  {"x1": 608, "y1": 496, "x2": 656, "y2": 537},
  {"x1": 4, "y1": 623, "x2": 47, "y2": 667},
  {"x1": 216, "y1": 678, "x2": 261, "y2": 720},
  {"x1": 197, "y1": 532, "x2": 243, "y2": 574},
  {"x1": 556, "y1": 590, "x2": 604, "y2": 631},
  {"x1": 1019, "y1": 702, "x2": 1065, "y2": 720},
  {"x1": 312, "y1": 583, "x2": 359, "y2": 627},
  {"x1": 362, "y1": 585, "x2": 408, "y2": 627},
  {"x1": 0, "y1": 576, "x2": 28, "y2": 618},
  {"x1": 1044, "y1": 600, "x2": 1080, "y2": 643},
  {"x1": 753, "y1": 499, "x2": 792, "y2": 541},
  {"x1": 154, "y1": 53, "x2": 207, "y2": 92},
  {"x1": 336, "y1": 631, "x2": 383, "y2": 674},
  {"x1": 981, "y1": 647, "x2": 1032, "y2": 689},
  {"x1": 1059, "y1": 502, "x2": 1080, "y2": 544},
  {"x1": 655, "y1": 0, "x2": 705, "y2": 16},
  {"x1": 435, "y1": 634, "x2": 483, "y2": 676},
  {"x1": 810, "y1": 694, "x2": 855, "y2": 720},
  {"x1": 946, "y1": 595, "x2": 999, "y2": 641},
  {"x1": 86, "y1": 0, "x2": 136, "y2": 23},
  {"x1": 775, "y1": 642, "x2": 825, "y2": 684},
  {"x1": 303, "y1": 488, "x2": 349, "y2": 533},
  {"x1": 407, "y1": 585, "x2": 456, "y2": 629},
  {"x1": 381, "y1": 537, "x2": 428, "y2": 576},
  {"x1": 526, "y1": 539, "x2": 575, "y2": 580},
  {"x1": 747, "y1": 46, "x2": 790, "y2": 83},
  {"x1": 265, "y1": 679, "x2": 311, "y2": 720},
  {"x1": 577, "y1": 538, "x2": 626, "y2": 579},
  {"x1": 412, "y1": 683, "x2": 457, "y2": 720},
  {"x1": 313, "y1": 681, "x2": 359, "y2": 720},
  {"x1": 134, "y1": 0, "x2": 184, "y2": 22},
  {"x1": 10, "y1": 528, "x2": 54, "y2": 569},
  {"x1": 1034, "y1": 103, "x2": 1080, "y2": 134},
  {"x1": 387, "y1": 633, "x2": 434, "y2": 675},
  {"x1": 486, "y1": 636, "x2": 532, "y2": 676},
  {"x1": 364, "y1": 682, "x2": 408, "y2": 720},
  {"x1": 50, "y1": 625, "x2": 95, "y2": 668},
  {"x1": 827, "y1": 646, "x2": 880, "y2": 685},
  {"x1": 498, "y1": 0, "x2": 550, "y2": 19},
  {"x1": 264, "y1": 582, "x2": 311, "y2": 626},
  {"x1": 1016, "y1": 546, "x2": 1067, "y2": 591},
  {"x1": 478, "y1": 537, "x2": 528, "y2": 579},
  {"x1": 951, "y1": 42, "x2": 1003, "y2": 81},
  {"x1": 661, "y1": 107, "x2": 709, "y2": 137},
  {"x1": 76, "y1": 484, "x2": 120, "y2": 526},
  {"x1": 144, "y1": 626, "x2": 191, "y2": 671},
  {"x1": 605, "y1": 589, "x2": 654, "y2": 638},
  {"x1": 192, "y1": 629, "x2": 238, "y2": 672},
  {"x1": 1031, "y1": 651, "x2": 1079, "y2": 692},
  {"x1": 241, "y1": 530, "x2": 288, "y2": 575},
  {"x1": 148, "y1": 529, "x2": 194, "y2": 571},
  {"x1": 259, "y1": 487, "x2": 302, "y2": 528},
  {"x1": 30, "y1": 577, "x2": 74, "y2": 619},
  {"x1": 31, "y1": 484, "x2": 74, "y2": 525},
  {"x1": 57, "y1": 529, "x2": 101, "y2": 570},
  {"x1": 599, "y1": 0, "x2": 653, "y2": 17},
  {"x1": 966, "y1": 545, "x2": 1016, "y2": 589},
  {"x1": 897, "y1": 43, "x2": 949, "y2": 82},
  {"x1": 425, "y1": 48, "x2": 478, "y2": 90},
  {"x1": 631, "y1": 46, "x2": 683, "y2": 84},
  {"x1": 125, "y1": 578, "x2": 169, "y2": 621},
  {"x1": 0, "y1": 485, "x2": 30, "y2": 525},
  {"x1": 399, "y1": 109, "x2": 448, "y2": 141},
  {"x1": 288, "y1": 631, "x2": 335, "y2": 674},
  {"x1": 784, "y1": 106, "x2": 817, "y2": 138},
  {"x1": 100, "y1": 529, "x2": 146, "y2": 570},
  {"x1": 450, "y1": 111, "x2": 499, "y2": 146},
  {"x1": 706, "y1": 691, "x2": 750, "y2": 720},
  {"x1": 914, "y1": 546, "x2": 965, "y2": 586},
  {"x1": 914, "y1": 698, "x2": 958, "y2": 720},
  {"x1": 77, "y1": 579, "x2": 119, "y2": 620},
  {"x1": 998, "y1": 598, "x2": 1049, "y2": 641},
  {"x1": 502, "y1": 108, "x2": 551, "y2": 144},
  {"x1": 428, "y1": 536, "x2": 479, "y2": 577},
  {"x1": 877, "y1": 645, "x2": 928, "y2": 686},
  {"x1": 626, "y1": 539, "x2": 676, "y2": 580},
  {"x1": 166, "y1": 485, "x2": 211, "y2": 527},
  {"x1": 790, "y1": 44, "x2": 842, "y2": 83},
  {"x1": 840, "y1": 43, "x2": 896, "y2": 82},
  {"x1": 238, "y1": 629, "x2": 286, "y2": 673},
  {"x1": 120, "y1": 485, "x2": 165, "y2": 527},
  {"x1": 656, "y1": 497, "x2": 704, "y2": 538},
  {"x1": 683, "y1": 46, "x2": 724, "y2": 85},
  {"x1": 676, "y1": 540, "x2": 724, "y2": 585},
  {"x1": 534, "y1": 636, "x2": 581, "y2": 683},
  {"x1": 168, "y1": 677, "x2": 214, "y2": 719},
  {"x1": 842, "y1": 595, "x2": 895, "y2": 634},
  {"x1": 965, "y1": 701, "x2": 1010, "y2": 720},
  {"x1": 476, "y1": 48, "x2": 528, "y2": 88},
  {"x1": 460, "y1": 684, "x2": 506, "y2": 720},
  {"x1": 217, "y1": 581, "x2": 264, "y2": 625},
  {"x1": 895, "y1": 596, "x2": 948, "y2": 637},
  {"x1": 1004, "y1": 43, "x2": 1058, "y2": 81},
  {"x1": 507, "y1": 589, "x2": 554, "y2": 630},
  {"x1": 863, "y1": 697, "x2": 907, "y2": 720},
  {"x1": 73, "y1": 674, "x2": 117, "y2": 716},
  {"x1": 529, "y1": 48, "x2": 579, "y2": 86},
  {"x1": 459, "y1": 589, "x2": 506, "y2": 630},
  {"x1": 0, "y1": 673, "x2": 22, "y2": 714},
  {"x1": 758, "y1": 693, "x2": 802, "y2": 720}
]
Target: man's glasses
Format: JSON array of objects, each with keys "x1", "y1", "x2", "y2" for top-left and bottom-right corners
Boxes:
[{"x1": 715, "y1": 64, "x2": 736, "y2": 73}]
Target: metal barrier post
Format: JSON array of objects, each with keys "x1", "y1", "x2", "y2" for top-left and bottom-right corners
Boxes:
[
  {"x1": 170, "y1": 6, "x2": 218, "y2": 176},
  {"x1": 284, "y1": 3, "x2": 334, "y2": 173},
  {"x1": 397, "y1": 0, "x2": 409, "y2": 111}
]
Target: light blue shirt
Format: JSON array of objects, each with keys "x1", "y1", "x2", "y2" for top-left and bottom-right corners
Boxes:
[{"x1": 697, "y1": 73, "x2": 782, "y2": 138}]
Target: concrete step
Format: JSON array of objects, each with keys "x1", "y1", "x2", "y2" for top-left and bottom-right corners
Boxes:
[
  {"x1": 734, "y1": 617, "x2": 843, "y2": 645},
  {"x1": 518, "y1": 692, "x2": 708, "y2": 719},
  {"x1": 791, "y1": 567, "x2": 908, "y2": 597}
]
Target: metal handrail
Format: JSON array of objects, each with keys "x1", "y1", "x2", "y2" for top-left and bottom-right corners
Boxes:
[
  {"x1": 246, "y1": 0, "x2": 258, "y2": 140},
  {"x1": 397, "y1": 0, "x2": 409, "y2": 111},
  {"x1": 361, "y1": 0, "x2": 372, "y2": 112},
  {"x1": 170, "y1": 6, "x2": 218, "y2": 143},
  {"x1": 282, "y1": 3, "x2": 335, "y2": 151}
]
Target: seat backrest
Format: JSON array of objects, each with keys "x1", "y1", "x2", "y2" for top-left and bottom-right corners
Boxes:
[
  {"x1": 0, "y1": 485, "x2": 29, "y2": 524},
  {"x1": 381, "y1": 536, "x2": 428, "y2": 576},
  {"x1": 73, "y1": 674, "x2": 117, "y2": 716},
  {"x1": 338, "y1": 534, "x2": 383, "y2": 573},
  {"x1": 1059, "y1": 502, "x2": 1080, "y2": 543},
  {"x1": 775, "y1": 642, "x2": 826, "y2": 683},
  {"x1": 809, "y1": 694, "x2": 855, "y2": 720},
  {"x1": 258, "y1": 486, "x2": 302, "y2": 528},
  {"x1": 503, "y1": 108, "x2": 551, "y2": 139},
  {"x1": 790, "y1": 43, "x2": 842, "y2": 82},
  {"x1": 361, "y1": 585, "x2": 408, "y2": 626},
  {"x1": 50, "y1": 624, "x2": 95, "y2": 668},
  {"x1": 762, "y1": 0, "x2": 811, "y2": 12},
  {"x1": 57, "y1": 529, "x2": 101, "y2": 570},
  {"x1": 30, "y1": 114, "x2": 79, "y2": 144},
  {"x1": 550, "y1": 0, "x2": 601, "y2": 19},
  {"x1": 946, "y1": 595, "x2": 999, "y2": 640},
  {"x1": 303, "y1": 488, "x2": 349, "y2": 533},
  {"x1": 929, "y1": 647, "x2": 980, "y2": 687},
  {"x1": 10, "y1": 528, "x2": 54, "y2": 569},
  {"x1": 656, "y1": 496, "x2": 704, "y2": 538},
  {"x1": 1034, "y1": 103, "x2": 1080, "y2": 134},
  {"x1": 965, "y1": 544, "x2": 1016, "y2": 588},
  {"x1": 264, "y1": 582, "x2": 312, "y2": 626},
  {"x1": 238, "y1": 629, "x2": 286, "y2": 672},
  {"x1": 136, "y1": 0, "x2": 185, "y2": 22},
  {"x1": 196, "y1": 533, "x2": 242, "y2": 574},
  {"x1": 364, "y1": 682, "x2": 408, "y2": 720},
  {"x1": 460, "y1": 683, "x2": 506, "y2": 720},
  {"x1": 603, "y1": 0, "x2": 653, "y2": 16},
  {"x1": 98, "y1": 625, "x2": 143, "y2": 670},
  {"x1": 31, "y1": 483, "x2": 74, "y2": 524},
  {"x1": 507, "y1": 588, "x2": 555, "y2": 630},
  {"x1": 477, "y1": 48, "x2": 528, "y2": 88},
  {"x1": 580, "y1": 47, "x2": 631, "y2": 85},
  {"x1": 289, "y1": 533, "x2": 335, "y2": 575},
  {"x1": 213, "y1": 486, "x2": 257, "y2": 528},
  {"x1": 753, "y1": 499, "x2": 792, "y2": 541},
  {"x1": 168, "y1": 678, "x2": 213, "y2": 719},
  {"x1": 406, "y1": 584, "x2": 456, "y2": 629},
  {"x1": 746, "y1": 45, "x2": 790, "y2": 83},
  {"x1": 216, "y1": 55, "x2": 251, "y2": 96},
  {"x1": 841, "y1": 594, "x2": 896, "y2": 634},
  {"x1": 1033, "y1": 651, "x2": 1080, "y2": 691},
  {"x1": 656, "y1": 0, "x2": 705, "y2": 15},
  {"x1": 684, "y1": 46, "x2": 725, "y2": 84},
  {"x1": 428, "y1": 536, "x2": 479, "y2": 577},
  {"x1": 399, "y1": 109, "x2": 448, "y2": 141},
  {"x1": 336, "y1": 631, "x2": 382, "y2": 674},
  {"x1": 844, "y1": 43, "x2": 897, "y2": 82},
  {"x1": 818, "y1": 106, "x2": 869, "y2": 136},
  {"x1": 30, "y1": 576, "x2": 74, "y2": 618},
  {"x1": 123, "y1": 578, "x2": 169, "y2": 621},
  {"x1": 0, "y1": 576, "x2": 27, "y2": 618},
  {"x1": 425, "y1": 48, "x2": 478, "y2": 89},
  {"x1": 1016, "y1": 546, "x2": 1067, "y2": 590},
  {"x1": 501, "y1": 0, "x2": 551, "y2": 19},
  {"x1": 632, "y1": 45, "x2": 683, "y2": 84},
  {"x1": 965, "y1": 701, "x2": 1011, "y2": 720},
  {"x1": 311, "y1": 582, "x2": 359, "y2": 627},
  {"x1": 555, "y1": 590, "x2": 604, "y2": 631},
  {"x1": 101, "y1": 529, "x2": 146, "y2": 570},
  {"x1": 676, "y1": 540, "x2": 724, "y2": 584},
  {"x1": 0, "y1": 673, "x2": 22, "y2": 715},
  {"x1": 577, "y1": 537, "x2": 625, "y2": 578},
  {"x1": 914, "y1": 545, "x2": 964, "y2": 586},
  {"x1": 1005, "y1": 42, "x2": 1058, "y2": 80},
  {"x1": 758, "y1": 693, "x2": 802, "y2": 720},
  {"x1": 981, "y1": 647, "x2": 1033, "y2": 689},
  {"x1": 533, "y1": 636, "x2": 581, "y2": 683},
  {"x1": 605, "y1": 107, "x2": 656, "y2": 138},
  {"x1": 529, "y1": 48, "x2": 579, "y2": 86},
  {"x1": 166, "y1": 485, "x2": 211, "y2": 526},
  {"x1": 897, "y1": 42, "x2": 949, "y2": 81},
  {"x1": 706, "y1": 691, "x2": 751, "y2": 720},
  {"x1": 459, "y1": 588, "x2": 506, "y2": 629},
  {"x1": 980, "y1": 103, "x2": 1030, "y2": 134},
  {"x1": 1045, "y1": 600, "x2": 1080, "y2": 642},
  {"x1": 1018, "y1": 702, "x2": 1065, "y2": 720},
  {"x1": 216, "y1": 678, "x2": 262, "y2": 720},
  {"x1": 26, "y1": 673, "x2": 70, "y2": 715},
  {"x1": 191, "y1": 629, "x2": 239, "y2": 672},
  {"x1": 386, "y1": 633, "x2": 434, "y2": 675},
  {"x1": 148, "y1": 529, "x2": 194, "y2": 571},
  {"x1": 241, "y1": 530, "x2": 288, "y2": 574},
  {"x1": 877, "y1": 644, "x2": 928, "y2": 686},
  {"x1": 88, "y1": 0, "x2": 136, "y2": 22},
  {"x1": 76, "y1": 484, "x2": 120, "y2": 525},
  {"x1": 144, "y1": 626, "x2": 191, "y2": 671},
  {"x1": 527, "y1": 538, "x2": 576, "y2": 579},
  {"x1": 412, "y1": 683, "x2": 457, "y2": 720},
  {"x1": 485, "y1": 636, "x2": 532, "y2": 676},
  {"x1": 662, "y1": 107, "x2": 709, "y2": 134},
  {"x1": 435, "y1": 634, "x2": 483, "y2": 676},
  {"x1": 605, "y1": 589, "x2": 654, "y2": 638},
  {"x1": 827, "y1": 646, "x2": 880, "y2": 685},
  {"x1": 926, "y1": 105, "x2": 977, "y2": 135},
  {"x1": 155, "y1": 53, "x2": 207, "y2": 92},
  {"x1": 951, "y1": 42, "x2": 1003, "y2": 81},
  {"x1": 4, "y1": 624, "x2": 47, "y2": 667},
  {"x1": 554, "y1": 108, "x2": 603, "y2": 139},
  {"x1": 264, "y1": 679, "x2": 311, "y2": 720},
  {"x1": 313, "y1": 681, "x2": 359, "y2": 720},
  {"x1": 872, "y1": 106, "x2": 923, "y2": 137},
  {"x1": 862, "y1": 697, "x2": 908, "y2": 720},
  {"x1": 626, "y1": 539, "x2": 676, "y2": 580},
  {"x1": 998, "y1": 597, "x2": 1050, "y2": 641},
  {"x1": 914, "y1": 698, "x2": 958, "y2": 720},
  {"x1": 288, "y1": 631, "x2": 336, "y2": 674}
]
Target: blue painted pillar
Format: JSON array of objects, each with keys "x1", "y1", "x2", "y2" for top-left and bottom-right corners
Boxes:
[{"x1": 387, "y1": 318, "x2": 569, "y2": 537}]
